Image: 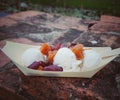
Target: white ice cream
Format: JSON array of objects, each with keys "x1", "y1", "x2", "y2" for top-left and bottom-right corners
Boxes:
[
  {"x1": 22, "y1": 47, "x2": 101, "y2": 71},
  {"x1": 53, "y1": 47, "x2": 82, "y2": 72},
  {"x1": 22, "y1": 48, "x2": 45, "y2": 66},
  {"x1": 83, "y1": 50, "x2": 102, "y2": 69}
]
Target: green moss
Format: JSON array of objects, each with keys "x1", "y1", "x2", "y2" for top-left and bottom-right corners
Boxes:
[
  {"x1": 30, "y1": 0, "x2": 120, "y2": 16},
  {"x1": 1, "y1": 0, "x2": 120, "y2": 16}
]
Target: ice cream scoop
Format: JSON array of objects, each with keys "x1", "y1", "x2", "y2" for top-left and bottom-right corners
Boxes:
[
  {"x1": 83, "y1": 50, "x2": 102, "y2": 69},
  {"x1": 53, "y1": 47, "x2": 82, "y2": 72},
  {"x1": 22, "y1": 48, "x2": 45, "y2": 66}
]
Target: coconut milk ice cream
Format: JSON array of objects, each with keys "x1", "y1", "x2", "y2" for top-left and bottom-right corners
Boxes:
[
  {"x1": 22, "y1": 48, "x2": 45, "y2": 66},
  {"x1": 83, "y1": 50, "x2": 102, "y2": 69},
  {"x1": 21, "y1": 43, "x2": 102, "y2": 72},
  {"x1": 53, "y1": 47, "x2": 82, "y2": 72},
  {"x1": 53, "y1": 47, "x2": 102, "y2": 72}
]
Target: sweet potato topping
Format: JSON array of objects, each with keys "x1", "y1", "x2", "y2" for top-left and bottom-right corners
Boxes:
[
  {"x1": 37, "y1": 66, "x2": 43, "y2": 70},
  {"x1": 28, "y1": 43, "x2": 85, "y2": 71},
  {"x1": 48, "y1": 50, "x2": 57, "y2": 63},
  {"x1": 70, "y1": 44, "x2": 84, "y2": 59},
  {"x1": 40, "y1": 43, "x2": 51, "y2": 55}
]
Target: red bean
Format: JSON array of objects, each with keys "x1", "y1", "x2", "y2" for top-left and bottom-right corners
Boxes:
[{"x1": 42, "y1": 65, "x2": 63, "y2": 71}]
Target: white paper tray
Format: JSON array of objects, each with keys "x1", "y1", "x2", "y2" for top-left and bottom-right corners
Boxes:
[{"x1": 1, "y1": 41, "x2": 120, "y2": 78}]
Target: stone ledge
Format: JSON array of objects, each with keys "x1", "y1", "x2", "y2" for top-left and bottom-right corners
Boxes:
[
  {"x1": 101, "y1": 15, "x2": 120, "y2": 23},
  {"x1": 90, "y1": 15, "x2": 120, "y2": 33},
  {"x1": 0, "y1": 11, "x2": 42, "y2": 26}
]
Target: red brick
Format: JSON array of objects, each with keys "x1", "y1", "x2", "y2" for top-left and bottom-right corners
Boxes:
[
  {"x1": 0, "y1": 11, "x2": 41, "y2": 26},
  {"x1": 90, "y1": 15, "x2": 120, "y2": 33},
  {"x1": 0, "y1": 51, "x2": 10, "y2": 68},
  {"x1": 101, "y1": 15, "x2": 120, "y2": 23}
]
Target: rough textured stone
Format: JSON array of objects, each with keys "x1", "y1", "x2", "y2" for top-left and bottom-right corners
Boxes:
[
  {"x1": 0, "y1": 11, "x2": 120, "y2": 100},
  {"x1": 20, "y1": 62, "x2": 120, "y2": 100},
  {"x1": 90, "y1": 22, "x2": 120, "y2": 33},
  {"x1": 0, "y1": 51, "x2": 10, "y2": 68},
  {"x1": 72, "y1": 32, "x2": 120, "y2": 48},
  {"x1": 89, "y1": 15, "x2": 120, "y2": 33},
  {"x1": 0, "y1": 40, "x2": 10, "y2": 68},
  {"x1": 0, "y1": 11, "x2": 88, "y2": 42},
  {"x1": 52, "y1": 29, "x2": 83, "y2": 44},
  {"x1": 100, "y1": 15, "x2": 120, "y2": 23},
  {"x1": 0, "y1": 11, "x2": 41, "y2": 26}
]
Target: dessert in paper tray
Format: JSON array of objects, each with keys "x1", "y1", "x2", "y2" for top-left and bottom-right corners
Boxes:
[{"x1": 1, "y1": 41, "x2": 120, "y2": 78}]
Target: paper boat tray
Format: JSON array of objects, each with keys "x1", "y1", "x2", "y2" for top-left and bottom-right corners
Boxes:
[{"x1": 1, "y1": 41, "x2": 120, "y2": 78}]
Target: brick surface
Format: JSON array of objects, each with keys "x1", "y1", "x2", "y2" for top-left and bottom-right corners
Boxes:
[
  {"x1": 0, "y1": 51, "x2": 10, "y2": 68},
  {"x1": 0, "y1": 11, "x2": 41, "y2": 26},
  {"x1": 90, "y1": 15, "x2": 120, "y2": 33},
  {"x1": 100, "y1": 15, "x2": 120, "y2": 23}
]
